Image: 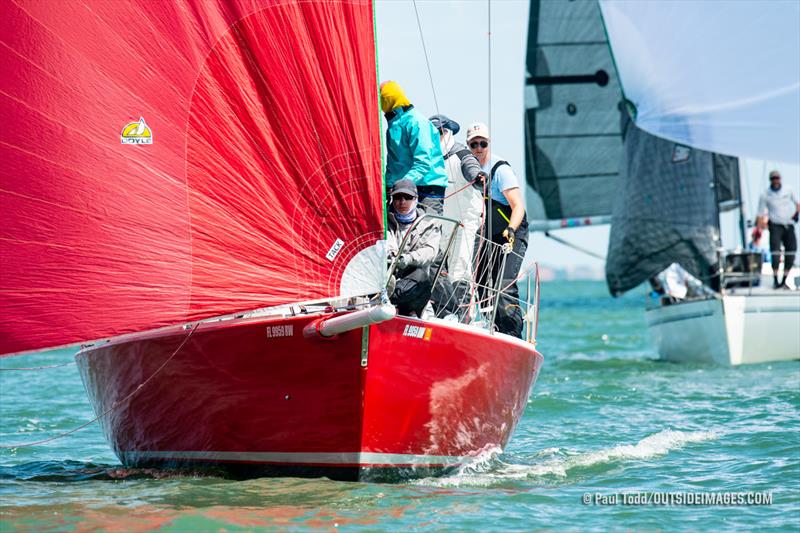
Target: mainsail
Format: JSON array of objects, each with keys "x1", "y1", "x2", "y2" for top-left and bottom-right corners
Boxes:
[
  {"x1": 0, "y1": 0, "x2": 383, "y2": 355},
  {"x1": 606, "y1": 113, "x2": 741, "y2": 295},
  {"x1": 523, "y1": 0, "x2": 623, "y2": 229},
  {"x1": 599, "y1": 0, "x2": 800, "y2": 164}
]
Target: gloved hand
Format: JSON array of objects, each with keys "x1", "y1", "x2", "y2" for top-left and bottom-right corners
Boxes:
[
  {"x1": 502, "y1": 226, "x2": 516, "y2": 247},
  {"x1": 395, "y1": 254, "x2": 411, "y2": 271}
]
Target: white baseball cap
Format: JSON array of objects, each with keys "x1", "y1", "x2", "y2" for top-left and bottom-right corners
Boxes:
[{"x1": 465, "y1": 122, "x2": 490, "y2": 142}]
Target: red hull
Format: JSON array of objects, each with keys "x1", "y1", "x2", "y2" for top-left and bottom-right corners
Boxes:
[{"x1": 76, "y1": 313, "x2": 542, "y2": 481}]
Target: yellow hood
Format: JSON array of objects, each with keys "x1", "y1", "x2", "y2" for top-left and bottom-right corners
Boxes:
[{"x1": 380, "y1": 81, "x2": 410, "y2": 113}]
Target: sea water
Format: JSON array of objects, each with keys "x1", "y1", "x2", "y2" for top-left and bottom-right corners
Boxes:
[{"x1": 1, "y1": 281, "x2": 798, "y2": 531}]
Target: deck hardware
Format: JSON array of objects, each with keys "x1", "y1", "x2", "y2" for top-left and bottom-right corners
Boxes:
[{"x1": 360, "y1": 326, "x2": 369, "y2": 367}]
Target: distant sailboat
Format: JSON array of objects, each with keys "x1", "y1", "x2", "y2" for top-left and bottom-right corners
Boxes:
[
  {"x1": 524, "y1": 0, "x2": 800, "y2": 365},
  {"x1": 0, "y1": 0, "x2": 542, "y2": 480},
  {"x1": 600, "y1": 0, "x2": 800, "y2": 365},
  {"x1": 606, "y1": 113, "x2": 800, "y2": 365}
]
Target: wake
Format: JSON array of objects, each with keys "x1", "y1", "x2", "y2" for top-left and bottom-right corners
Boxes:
[{"x1": 416, "y1": 428, "x2": 718, "y2": 487}]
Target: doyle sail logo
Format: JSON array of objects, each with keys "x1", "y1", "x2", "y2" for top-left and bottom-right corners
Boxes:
[
  {"x1": 402, "y1": 324, "x2": 432, "y2": 341},
  {"x1": 120, "y1": 117, "x2": 153, "y2": 144}
]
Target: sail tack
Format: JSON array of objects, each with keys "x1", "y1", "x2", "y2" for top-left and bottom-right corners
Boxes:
[
  {"x1": 0, "y1": 0, "x2": 382, "y2": 355},
  {"x1": 599, "y1": 0, "x2": 800, "y2": 164}
]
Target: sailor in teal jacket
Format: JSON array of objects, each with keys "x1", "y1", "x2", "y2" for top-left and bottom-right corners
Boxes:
[{"x1": 380, "y1": 81, "x2": 447, "y2": 214}]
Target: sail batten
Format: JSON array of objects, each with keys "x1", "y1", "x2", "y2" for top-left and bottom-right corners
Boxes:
[
  {"x1": 1, "y1": 0, "x2": 382, "y2": 356},
  {"x1": 524, "y1": 0, "x2": 623, "y2": 224}
]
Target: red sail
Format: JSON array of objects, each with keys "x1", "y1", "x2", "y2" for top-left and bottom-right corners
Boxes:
[{"x1": 0, "y1": 0, "x2": 383, "y2": 355}]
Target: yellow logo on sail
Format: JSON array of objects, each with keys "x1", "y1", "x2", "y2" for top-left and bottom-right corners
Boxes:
[{"x1": 120, "y1": 117, "x2": 153, "y2": 144}]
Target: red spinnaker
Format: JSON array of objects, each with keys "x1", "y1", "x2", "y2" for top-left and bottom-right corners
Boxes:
[{"x1": 0, "y1": 0, "x2": 382, "y2": 355}]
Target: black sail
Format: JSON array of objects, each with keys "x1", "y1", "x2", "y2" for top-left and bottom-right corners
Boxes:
[
  {"x1": 524, "y1": 0, "x2": 623, "y2": 223},
  {"x1": 523, "y1": 0, "x2": 742, "y2": 293},
  {"x1": 605, "y1": 113, "x2": 741, "y2": 295}
]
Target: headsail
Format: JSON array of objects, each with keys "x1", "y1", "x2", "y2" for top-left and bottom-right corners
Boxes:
[
  {"x1": 606, "y1": 113, "x2": 741, "y2": 295},
  {"x1": 599, "y1": 0, "x2": 800, "y2": 164},
  {"x1": 524, "y1": 0, "x2": 623, "y2": 230},
  {"x1": 0, "y1": 0, "x2": 382, "y2": 355}
]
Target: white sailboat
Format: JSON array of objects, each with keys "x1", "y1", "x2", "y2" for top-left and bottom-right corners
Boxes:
[
  {"x1": 646, "y1": 282, "x2": 799, "y2": 366},
  {"x1": 524, "y1": 0, "x2": 800, "y2": 365},
  {"x1": 602, "y1": 0, "x2": 800, "y2": 366}
]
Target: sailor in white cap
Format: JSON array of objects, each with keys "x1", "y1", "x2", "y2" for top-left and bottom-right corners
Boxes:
[{"x1": 466, "y1": 122, "x2": 528, "y2": 338}]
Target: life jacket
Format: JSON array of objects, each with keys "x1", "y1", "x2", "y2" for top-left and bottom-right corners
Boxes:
[
  {"x1": 484, "y1": 161, "x2": 527, "y2": 237},
  {"x1": 486, "y1": 161, "x2": 512, "y2": 234}
]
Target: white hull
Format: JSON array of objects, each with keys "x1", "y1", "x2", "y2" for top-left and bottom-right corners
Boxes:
[{"x1": 645, "y1": 289, "x2": 800, "y2": 365}]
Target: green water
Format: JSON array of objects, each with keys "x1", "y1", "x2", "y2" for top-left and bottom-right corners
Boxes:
[{"x1": 1, "y1": 281, "x2": 798, "y2": 531}]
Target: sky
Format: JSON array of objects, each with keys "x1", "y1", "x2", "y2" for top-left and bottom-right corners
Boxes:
[{"x1": 374, "y1": 0, "x2": 800, "y2": 269}]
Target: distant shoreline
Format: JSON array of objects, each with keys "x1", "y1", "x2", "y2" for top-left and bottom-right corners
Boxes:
[{"x1": 538, "y1": 264, "x2": 605, "y2": 282}]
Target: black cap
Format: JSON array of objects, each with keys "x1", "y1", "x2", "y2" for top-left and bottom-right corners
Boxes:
[
  {"x1": 429, "y1": 114, "x2": 460, "y2": 135},
  {"x1": 390, "y1": 179, "x2": 417, "y2": 198}
]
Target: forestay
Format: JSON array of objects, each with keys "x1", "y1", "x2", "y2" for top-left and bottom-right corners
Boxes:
[{"x1": 0, "y1": 0, "x2": 383, "y2": 355}]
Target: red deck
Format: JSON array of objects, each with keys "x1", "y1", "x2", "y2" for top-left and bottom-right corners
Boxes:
[{"x1": 76, "y1": 312, "x2": 542, "y2": 481}]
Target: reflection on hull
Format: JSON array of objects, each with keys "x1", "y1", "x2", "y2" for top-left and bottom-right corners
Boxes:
[{"x1": 77, "y1": 313, "x2": 542, "y2": 481}]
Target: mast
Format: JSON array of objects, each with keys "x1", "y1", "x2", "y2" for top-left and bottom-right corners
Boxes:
[{"x1": 487, "y1": 0, "x2": 494, "y2": 288}]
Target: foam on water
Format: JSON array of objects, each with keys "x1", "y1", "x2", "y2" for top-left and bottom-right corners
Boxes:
[
  {"x1": 418, "y1": 429, "x2": 719, "y2": 487},
  {"x1": 567, "y1": 428, "x2": 718, "y2": 468}
]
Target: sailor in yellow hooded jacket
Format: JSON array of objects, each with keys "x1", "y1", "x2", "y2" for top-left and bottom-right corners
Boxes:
[{"x1": 380, "y1": 81, "x2": 447, "y2": 214}]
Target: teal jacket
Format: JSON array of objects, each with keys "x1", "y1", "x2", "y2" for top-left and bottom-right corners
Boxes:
[{"x1": 384, "y1": 105, "x2": 448, "y2": 188}]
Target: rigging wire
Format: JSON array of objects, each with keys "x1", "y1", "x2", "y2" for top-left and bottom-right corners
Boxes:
[
  {"x1": 411, "y1": 0, "x2": 440, "y2": 116},
  {"x1": 544, "y1": 231, "x2": 606, "y2": 261},
  {"x1": 0, "y1": 323, "x2": 199, "y2": 450},
  {"x1": 404, "y1": 0, "x2": 531, "y2": 330},
  {"x1": 0, "y1": 360, "x2": 76, "y2": 371},
  {"x1": 487, "y1": 0, "x2": 492, "y2": 136},
  {"x1": 486, "y1": 0, "x2": 495, "y2": 288}
]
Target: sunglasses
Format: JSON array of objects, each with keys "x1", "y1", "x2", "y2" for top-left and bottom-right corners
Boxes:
[
  {"x1": 470, "y1": 141, "x2": 489, "y2": 149},
  {"x1": 393, "y1": 194, "x2": 416, "y2": 201},
  {"x1": 770, "y1": 176, "x2": 781, "y2": 180}
]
